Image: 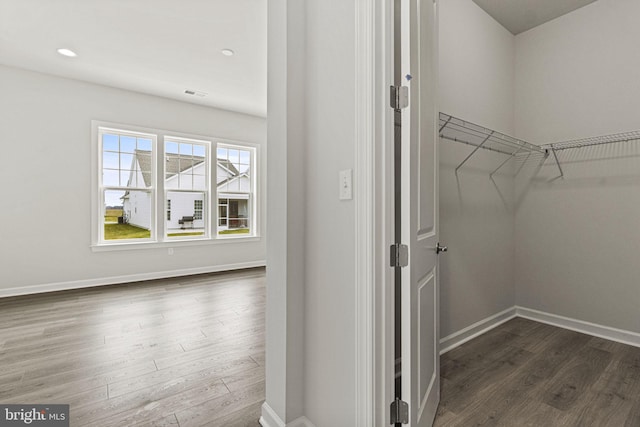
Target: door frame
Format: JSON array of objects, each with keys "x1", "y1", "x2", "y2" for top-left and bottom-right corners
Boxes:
[
  {"x1": 354, "y1": 0, "x2": 397, "y2": 426},
  {"x1": 357, "y1": 0, "x2": 439, "y2": 425}
]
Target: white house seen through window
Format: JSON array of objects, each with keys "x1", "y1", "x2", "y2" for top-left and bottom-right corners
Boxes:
[
  {"x1": 165, "y1": 138, "x2": 208, "y2": 238},
  {"x1": 216, "y1": 146, "x2": 253, "y2": 236}
]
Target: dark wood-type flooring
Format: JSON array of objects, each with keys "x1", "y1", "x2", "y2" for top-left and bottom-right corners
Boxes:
[
  {"x1": 0, "y1": 268, "x2": 266, "y2": 427},
  {"x1": 434, "y1": 317, "x2": 640, "y2": 427}
]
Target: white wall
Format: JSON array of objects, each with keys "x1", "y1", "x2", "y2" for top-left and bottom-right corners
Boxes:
[
  {"x1": 0, "y1": 64, "x2": 266, "y2": 295},
  {"x1": 303, "y1": 0, "x2": 357, "y2": 424},
  {"x1": 264, "y1": 0, "x2": 306, "y2": 423},
  {"x1": 265, "y1": 0, "x2": 358, "y2": 424},
  {"x1": 438, "y1": 0, "x2": 516, "y2": 337},
  {"x1": 514, "y1": 0, "x2": 640, "y2": 333}
]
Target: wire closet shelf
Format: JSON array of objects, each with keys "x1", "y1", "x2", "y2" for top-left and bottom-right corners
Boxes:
[
  {"x1": 542, "y1": 129, "x2": 640, "y2": 151},
  {"x1": 439, "y1": 112, "x2": 640, "y2": 178},
  {"x1": 439, "y1": 112, "x2": 546, "y2": 174}
]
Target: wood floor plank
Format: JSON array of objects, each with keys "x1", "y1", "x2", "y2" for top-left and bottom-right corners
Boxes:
[
  {"x1": 175, "y1": 381, "x2": 265, "y2": 427},
  {"x1": 76, "y1": 377, "x2": 230, "y2": 426},
  {"x1": 440, "y1": 327, "x2": 591, "y2": 426},
  {"x1": 0, "y1": 268, "x2": 266, "y2": 427},
  {"x1": 439, "y1": 345, "x2": 534, "y2": 415},
  {"x1": 541, "y1": 346, "x2": 612, "y2": 411},
  {"x1": 434, "y1": 318, "x2": 640, "y2": 426},
  {"x1": 108, "y1": 356, "x2": 258, "y2": 398},
  {"x1": 204, "y1": 400, "x2": 263, "y2": 427}
]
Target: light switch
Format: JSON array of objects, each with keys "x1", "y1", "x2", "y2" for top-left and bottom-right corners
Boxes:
[{"x1": 339, "y1": 169, "x2": 353, "y2": 200}]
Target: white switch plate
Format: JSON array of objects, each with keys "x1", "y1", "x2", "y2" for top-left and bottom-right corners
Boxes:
[{"x1": 339, "y1": 169, "x2": 353, "y2": 200}]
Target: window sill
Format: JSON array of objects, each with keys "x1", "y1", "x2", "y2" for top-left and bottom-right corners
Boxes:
[{"x1": 91, "y1": 236, "x2": 261, "y2": 252}]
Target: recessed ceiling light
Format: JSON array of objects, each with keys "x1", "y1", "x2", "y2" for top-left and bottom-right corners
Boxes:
[
  {"x1": 221, "y1": 49, "x2": 235, "y2": 57},
  {"x1": 57, "y1": 48, "x2": 77, "y2": 58}
]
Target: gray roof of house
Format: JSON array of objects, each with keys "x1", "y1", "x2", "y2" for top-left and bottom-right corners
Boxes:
[{"x1": 133, "y1": 150, "x2": 239, "y2": 187}]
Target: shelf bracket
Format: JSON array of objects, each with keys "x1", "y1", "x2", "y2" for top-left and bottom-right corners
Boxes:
[
  {"x1": 455, "y1": 131, "x2": 494, "y2": 173},
  {"x1": 551, "y1": 148, "x2": 564, "y2": 179}
]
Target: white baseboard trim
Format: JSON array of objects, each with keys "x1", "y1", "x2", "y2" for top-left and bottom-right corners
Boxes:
[
  {"x1": 0, "y1": 261, "x2": 266, "y2": 299},
  {"x1": 515, "y1": 306, "x2": 640, "y2": 349},
  {"x1": 260, "y1": 403, "x2": 315, "y2": 427},
  {"x1": 440, "y1": 307, "x2": 517, "y2": 354},
  {"x1": 286, "y1": 417, "x2": 315, "y2": 427},
  {"x1": 259, "y1": 403, "x2": 284, "y2": 427}
]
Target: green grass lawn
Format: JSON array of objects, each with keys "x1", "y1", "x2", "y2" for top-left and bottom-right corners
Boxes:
[
  {"x1": 219, "y1": 228, "x2": 250, "y2": 235},
  {"x1": 168, "y1": 232, "x2": 205, "y2": 237},
  {"x1": 104, "y1": 224, "x2": 150, "y2": 240}
]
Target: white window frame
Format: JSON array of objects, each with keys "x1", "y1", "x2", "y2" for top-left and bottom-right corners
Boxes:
[
  {"x1": 163, "y1": 135, "x2": 212, "y2": 241},
  {"x1": 91, "y1": 121, "x2": 260, "y2": 251},
  {"x1": 215, "y1": 142, "x2": 258, "y2": 239},
  {"x1": 95, "y1": 126, "x2": 157, "y2": 246}
]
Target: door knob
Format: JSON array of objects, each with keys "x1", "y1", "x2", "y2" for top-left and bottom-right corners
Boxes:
[{"x1": 436, "y1": 243, "x2": 448, "y2": 254}]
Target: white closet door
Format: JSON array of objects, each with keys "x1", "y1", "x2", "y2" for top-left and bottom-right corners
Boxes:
[{"x1": 400, "y1": 0, "x2": 440, "y2": 425}]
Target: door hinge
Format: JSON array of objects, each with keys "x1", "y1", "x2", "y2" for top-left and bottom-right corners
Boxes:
[
  {"x1": 390, "y1": 398, "x2": 409, "y2": 424},
  {"x1": 390, "y1": 85, "x2": 409, "y2": 110},
  {"x1": 390, "y1": 244, "x2": 408, "y2": 268}
]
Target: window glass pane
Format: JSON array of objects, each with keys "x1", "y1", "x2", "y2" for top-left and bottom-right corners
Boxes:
[
  {"x1": 104, "y1": 190, "x2": 151, "y2": 241},
  {"x1": 238, "y1": 175, "x2": 251, "y2": 192},
  {"x1": 193, "y1": 174, "x2": 206, "y2": 190},
  {"x1": 103, "y1": 152, "x2": 119, "y2": 170},
  {"x1": 103, "y1": 169, "x2": 120, "y2": 186},
  {"x1": 136, "y1": 152, "x2": 152, "y2": 188},
  {"x1": 103, "y1": 134, "x2": 119, "y2": 151},
  {"x1": 179, "y1": 143, "x2": 192, "y2": 155},
  {"x1": 98, "y1": 127, "x2": 156, "y2": 245},
  {"x1": 137, "y1": 138, "x2": 152, "y2": 151},
  {"x1": 179, "y1": 158, "x2": 194, "y2": 174},
  {"x1": 166, "y1": 191, "x2": 206, "y2": 238},
  {"x1": 228, "y1": 149, "x2": 240, "y2": 164},
  {"x1": 217, "y1": 164, "x2": 230, "y2": 185},
  {"x1": 193, "y1": 145, "x2": 206, "y2": 157},
  {"x1": 120, "y1": 136, "x2": 136, "y2": 153},
  {"x1": 179, "y1": 177, "x2": 192, "y2": 190},
  {"x1": 121, "y1": 170, "x2": 132, "y2": 187},
  {"x1": 166, "y1": 141, "x2": 179, "y2": 154},
  {"x1": 227, "y1": 177, "x2": 240, "y2": 192},
  {"x1": 120, "y1": 153, "x2": 134, "y2": 171},
  {"x1": 217, "y1": 147, "x2": 227, "y2": 159},
  {"x1": 240, "y1": 150, "x2": 250, "y2": 165},
  {"x1": 165, "y1": 173, "x2": 178, "y2": 190},
  {"x1": 238, "y1": 163, "x2": 250, "y2": 174},
  {"x1": 218, "y1": 197, "x2": 250, "y2": 236}
]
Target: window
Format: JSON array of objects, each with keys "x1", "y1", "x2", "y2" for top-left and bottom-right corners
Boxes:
[
  {"x1": 194, "y1": 200, "x2": 203, "y2": 220},
  {"x1": 216, "y1": 145, "x2": 254, "y2": 237},
  {"x1": 165, "y1": 138, "x2": 208, "y2": 238},
  {"x1": 94, "y1": 122, "x2": 257, "y2": 248},
  {"x1": 99, "y1": 129, "x2": 155, "y2": 242}
]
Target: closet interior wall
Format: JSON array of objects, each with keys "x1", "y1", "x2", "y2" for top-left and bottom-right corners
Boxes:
[
  {"x1": 514, "y1": 0, "x2": 640, "y2": 334},
  {"x1": 439, "y1": 0, "x2": 516, "y2": 340},
  {"x1": 441, "y1": 0, "x2": 640, "y2": 344}
]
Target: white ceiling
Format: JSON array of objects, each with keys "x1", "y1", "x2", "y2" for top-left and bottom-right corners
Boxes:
[
  {"x1": 0, "y1": 0, "x2": 267, "y2": 117},
  {"x1": 472, "y1": 0, "x2": 599, "y2": 35}
]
